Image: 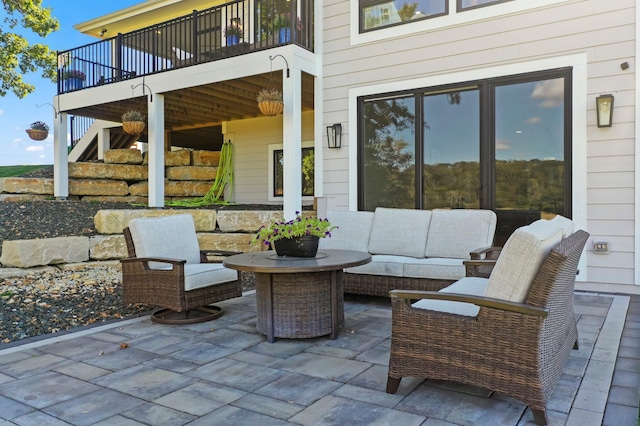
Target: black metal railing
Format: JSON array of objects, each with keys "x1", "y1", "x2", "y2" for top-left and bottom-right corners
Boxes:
[
  {"x1": 70, "y1": 116, "x2": 95, "y2": 149},
  {"x1": 57, "y1": 0, "x2": 313, "y2": 95}
]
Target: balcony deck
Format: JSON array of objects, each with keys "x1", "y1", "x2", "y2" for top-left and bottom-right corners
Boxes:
[{"x1": 57, "y1": 0, "x2": 313, "y2": 95}]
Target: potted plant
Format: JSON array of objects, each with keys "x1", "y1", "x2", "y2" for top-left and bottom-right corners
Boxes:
[
  {"x1": 25, "y1": 121, "x2": 50, "y2": 141},
  {"x1": 121, "y1": 110, "x2": 146, "y2": 135},
  {"x1": 253, "y1": 211, "x2": 336, "y2": 257},
  {"x1": 224, "y1": 25, "x2": 243, "y2": 46},
  {"x1": 256, "y1": 87, "x2": 284, "y2": 116},
  {"x1": 273, "y1": 13, "x2": 302, "y2": 43},
  {"x1": 61, "y1": 69, "x2": 86, "y2": 91}
]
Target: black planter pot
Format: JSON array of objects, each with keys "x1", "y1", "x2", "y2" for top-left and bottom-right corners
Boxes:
[{"x1": 273, "y1": 235, "x2": 320, "y2": 258}]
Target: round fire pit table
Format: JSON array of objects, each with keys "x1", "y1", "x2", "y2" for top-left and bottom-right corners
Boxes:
[{"x1": 223, "y1": 249, "x2": 371, "y2": 343}]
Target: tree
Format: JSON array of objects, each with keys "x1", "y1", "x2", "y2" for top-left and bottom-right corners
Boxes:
[{"x1": 0, "y1": 0, "x2": 59, "y2": 98}]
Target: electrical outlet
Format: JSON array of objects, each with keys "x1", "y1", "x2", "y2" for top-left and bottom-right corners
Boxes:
[{"x1": 593, "y1": 241, "x2": 610, "y2": 253}]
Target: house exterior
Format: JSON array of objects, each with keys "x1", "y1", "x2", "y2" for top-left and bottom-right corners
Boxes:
[{"x1": 52, "y1": 0, "x2": 639, "y2": 294}]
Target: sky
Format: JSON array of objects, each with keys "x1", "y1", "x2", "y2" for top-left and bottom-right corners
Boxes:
[{"x1": 0, "y1": 0, "x2": 142, "y2": 166}]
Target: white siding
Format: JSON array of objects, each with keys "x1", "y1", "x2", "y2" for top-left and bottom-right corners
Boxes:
[{"x1": 322, "y1": 0, "x2": 637, "y2": 286}]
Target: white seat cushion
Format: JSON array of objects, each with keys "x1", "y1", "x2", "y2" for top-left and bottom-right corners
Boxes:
[
  {"x1": 318, "y1": 210, "x2": 374, "y2": 252},
  {"x1": 412, "y1": 277, "x2": 490, "y2": 317},
  {"x1": 425, "y1": 209, "x2": 497, "y2": 259},
  {"x1": 485, "y1": 220, "x2": 563, "y2": 303},
  {"x1": 128, "y1": 214, "x2": 201, "y2": 269},
  {"x1": 184, "y1": 263, "x2": 238, "y2": 291},
  {"x1": 403, "y1": 257, "x2": 466, "y2": 280},
  {"x1": 368, "y1": 208, "x2": 432, "y2": 258},
  {"x1": 345, "y1": 254, "x2": 406, "y2": 277}
]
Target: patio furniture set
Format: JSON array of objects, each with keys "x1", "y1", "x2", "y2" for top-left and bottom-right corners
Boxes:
[{"x1": 120, "y1": 209, "x2": 587, "y2": 426}]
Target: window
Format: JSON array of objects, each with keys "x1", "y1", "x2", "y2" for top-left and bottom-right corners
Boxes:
[
  {"x1": 360, "y1": 0, "x2": 446, "y2": 32},
  {"x1": 268, "y1": 143, "x2": 314, "y2": 201},
  {"x1": 458, "y1": 0, "x2": 513, "y2": 12},
  {"x1": 358, "y1": 68, "x2": 572, "y2": 244}
]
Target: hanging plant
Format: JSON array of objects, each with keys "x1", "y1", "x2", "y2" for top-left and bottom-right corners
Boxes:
[
  {"x1": 121, "y1": 110, "x2": 146, "y2": 135},
  {"x1": 256, "y1": 87, "x2": 284, "y2": 116},
  {"x1": 25, "y1": 121, "x2": 50, "y2": 141}
]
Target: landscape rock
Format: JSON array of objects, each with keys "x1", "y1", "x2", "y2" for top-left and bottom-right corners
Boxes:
[
  {"x1": 104, "y1": 149, "x2": 143, "y2": 164},
  {"x1": 1, "y1": 178, "x2": 54, "y2": 195},
  {"x1": 129, "y1": 181, "x2": 214, "y2": 197},
  {"x1": 167, "y1": 166, "x2": 218, "y2": 181},
  {"x1": 94, "y1": 209, "x2": 217, "y2": 234},
  {"x1": 198, "y1": 233, "x2": 262, "y2": 253},
  {"x1": 69, "y1": 179, "x2": 129, "y2": 196},
  {"x1": 191, "y1": 150, "x2": 220, "y2": 166},
  {"x1": 89, "y1": 235, "x2": 127, "y2": 260},
  {"x1": 216, "y1": 211, "x2": 284, "y2": 232},
  {"x1": 143, "y1": 149, "x2": 191, "y2": 166},
  {"x1": 69, "y1": 162, "x2": 148, "y2": 180},
  {"x1": 0, "y1": 236, "x2": 90, "y2": 268}
]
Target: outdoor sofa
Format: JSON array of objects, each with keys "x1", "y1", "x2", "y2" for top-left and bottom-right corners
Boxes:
[{"x1": 318, "y1": 207, "x2": 498, "y2": 297}]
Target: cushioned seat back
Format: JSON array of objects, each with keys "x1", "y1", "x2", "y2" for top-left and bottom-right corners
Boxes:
[
  {"x1": 425, "y1": 209, "x2": 497, "y2": 259},
  {"x1": 368, "y1": 208, "x2": 432, "y2": 258},
  {"x1": 318, "y1": 210, "x2": 374, "y2": 252},
  {"x1": 128, "y1": 214, "x2": 201, "y2": 269},
  {"x1": 485, "y1": 219, "x2": 564, "y2": 303}
]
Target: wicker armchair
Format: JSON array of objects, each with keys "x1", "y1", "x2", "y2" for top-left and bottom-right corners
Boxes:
[
  {"x1": 386, "y1": 228, "x2": 589, "y2": 426},
  {"x1": 121, "y1": 214, "x2": 242, "y2": 324}
]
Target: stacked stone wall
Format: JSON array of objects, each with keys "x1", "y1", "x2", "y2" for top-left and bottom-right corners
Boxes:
[{"x1": 0, "y1": 149, "x2": 219, "y2": 202}]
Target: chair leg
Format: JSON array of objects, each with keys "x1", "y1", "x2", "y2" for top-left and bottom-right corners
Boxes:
[
  {"x1": 386, "y1": 376, "x2": 402, "y2": 394},
  {"x1": 151, "y1": 306, "x2": 223, "y2": 324},
  {"x1": 531, "y1": 408, "x2": 548, "y2": 425}
]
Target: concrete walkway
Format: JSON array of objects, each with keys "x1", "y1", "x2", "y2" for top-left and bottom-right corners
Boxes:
[{"x1": 0, "y1": 291, "x2": 638, "y2": 426}]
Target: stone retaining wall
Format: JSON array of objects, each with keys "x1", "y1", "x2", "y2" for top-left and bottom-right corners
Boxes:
[
  {"x1": 0, "y1": 209, "x2": 299, "y2": 269},
  {"x1": 0, "y1": 149, "x2": 222, "y2": 202}
]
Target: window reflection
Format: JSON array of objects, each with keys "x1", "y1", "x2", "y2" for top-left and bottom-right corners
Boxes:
[
  {"x1": 362, "y1": 97, "x2": 416, "y2": 210},
  {"x1": 362, "y1": 0, "x2": 446, "y2": 30}
]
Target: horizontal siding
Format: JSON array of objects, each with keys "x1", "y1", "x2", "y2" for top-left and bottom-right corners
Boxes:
[
  {"x1": 228, "y1": 112, "x2": 314, "y2": 204},
  {"x1": 322, "y1": 0, "x2": 638, "y2": 284}
]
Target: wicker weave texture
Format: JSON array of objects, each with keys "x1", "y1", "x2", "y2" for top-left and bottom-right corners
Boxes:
[
  {"x1": 121, "y1": 227, "x2": 241, "y2": 313},
  {"x1": 387, "y1": 230, "x2": 589, "y2": 423},
  {"x1": 255, "y1": 271, "x2": 344, "y2": 338},
  {"x1": 344, "y1": 274, "x2": 453, "y2": 297}
]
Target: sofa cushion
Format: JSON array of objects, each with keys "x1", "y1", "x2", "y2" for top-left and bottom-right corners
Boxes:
[
  {"x1": 184, "y1": 263, "x2": 238, "y2": 291},
  {"x1": 129, "y1": 214, "x2": 201, "y2": 269},
  {"x1": 345, "y1": 254, "x2": 405, "y2": 277},
  {"x1": 425, "y1": 209, "x2": 497, "y2": 259},
  {"x1": 412, "y1": 277, "x2": 489, "y2": 317},
  {"x1": 318, "y1": 210, "x2": 374, "y2": 252},
  {"x1": 484, "y1": 220, "x2": 563, "y2": 303},
  {"x1": 403, "y1": 258, "x2": 466, "y2": 281},
  {"x1": 368, "y1": 208, "x2": 432, "y2": 258}
]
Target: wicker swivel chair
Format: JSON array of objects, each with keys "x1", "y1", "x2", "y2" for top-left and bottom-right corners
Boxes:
[
  {"x1": 121, "y1": 214, "x2": 242, "y2": 324},
  {"x1": 386, "y1": 222, "x2": 589, "y2": 426}
]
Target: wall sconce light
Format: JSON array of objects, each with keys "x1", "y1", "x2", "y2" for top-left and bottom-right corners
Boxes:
[
  {"x1": 99, "y1": 28, "x2": 107, "y2": 37},
  {"x1": 596, "y1": 94, "x2": 614, "y2": 128},
  {"x1": 327, "y1": 123, "x2": 342, "y2": 149}
]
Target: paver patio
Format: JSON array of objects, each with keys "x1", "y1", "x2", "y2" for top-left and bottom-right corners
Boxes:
[{"x1": 0, "y1": 291, "x2": 637, "y2": 425}]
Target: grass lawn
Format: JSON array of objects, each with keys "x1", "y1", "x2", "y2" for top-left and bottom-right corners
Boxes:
[{"x1": 0, "y1": 165, "x2": 49, "y2": 178}]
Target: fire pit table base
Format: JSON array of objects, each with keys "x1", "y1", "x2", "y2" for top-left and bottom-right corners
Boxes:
[{"x1": 255, "y1": 270, "x2": 344, "y2": 341}]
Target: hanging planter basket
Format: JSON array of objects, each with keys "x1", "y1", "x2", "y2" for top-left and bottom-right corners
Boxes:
[
  {"x1": 25, "y1": 129, "x2": 49, "y2": 141},
  {"x1": 122, "y1": 121, "x2": 145, "y2": 135},
  {"x1": 258, "y1": 100, "x2": 284, "y2": 117}
]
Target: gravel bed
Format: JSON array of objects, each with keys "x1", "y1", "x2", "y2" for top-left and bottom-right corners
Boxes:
[{"x1": 0, "y1": 265, "x2": 152, "y2": 345}]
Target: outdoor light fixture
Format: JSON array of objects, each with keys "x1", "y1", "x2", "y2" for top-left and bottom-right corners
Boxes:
[
  {"x1": 327, "y1": 123, "x2": 342, "y2": 149},
  {"x1": 596, "y1": 94, "x2": 614, "y2": 128},
  {"x1": 99, "y1": 29, "x2": 107, "y2": 37}
]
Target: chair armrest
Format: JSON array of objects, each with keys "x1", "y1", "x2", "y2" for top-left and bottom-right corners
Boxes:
[
  {"x1": 389, "y1": 289, "x2": 548, "y2": 317},
  {"x1": 464, "y1": 259, "x2": 497, "y2": 278},
  {"x1": 120, "y1": 257, "x2": 187, "y2": 265},
  {"x1": 200, "y1": 250, "x2": 243, "y2": 263},
  {"x1": 469, "y1": 246, "x2": 502, "y2": 260}
]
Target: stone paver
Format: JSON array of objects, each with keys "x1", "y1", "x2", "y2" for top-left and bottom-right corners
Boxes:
[{"x1": 0, "y1": 292, "x2": 636, "y2": 425}]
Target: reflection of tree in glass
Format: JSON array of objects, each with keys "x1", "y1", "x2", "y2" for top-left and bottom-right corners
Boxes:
[
  {"x1": 363, "y1": 99, "x2": 416, "y2": 210},
  {"x1": 302, "y1": 149, "x2": 314, "y2": 196},
  {"x1": 398, "y1": 2, "x2": 418, "y2": 21}
]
